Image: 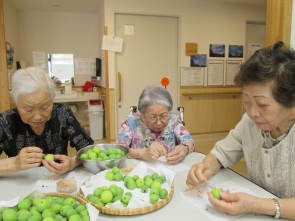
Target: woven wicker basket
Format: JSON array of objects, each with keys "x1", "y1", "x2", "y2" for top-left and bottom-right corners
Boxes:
[
  {"x1": 79, "y1": 168, "x2": 174, "y2": 215},
  {"x1": 44, "y1": 192, "x2": 88, "y2": 205}
]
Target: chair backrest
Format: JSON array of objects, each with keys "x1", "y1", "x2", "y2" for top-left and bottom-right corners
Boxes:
[
  {"x1": 129, "y1": 106, "x2": 185, "y2": 125},
  {"x1": 129, "y1": 106, "x2": 137, "y2": 115},
  {"x1": 177, "y1": 106, "x2": 185, "y2": 126}
]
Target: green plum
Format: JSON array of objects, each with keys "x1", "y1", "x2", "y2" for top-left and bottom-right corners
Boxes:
[{"x1": 211, "y1": 187, "x2": 222, "y2": 200}]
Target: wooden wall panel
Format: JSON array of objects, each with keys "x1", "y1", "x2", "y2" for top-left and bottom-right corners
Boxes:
[
  {"x1": 265, "y1": 0, "x2": 292, "y2": 46},
  {"x1": 180, "y1": 87, "x2": 242, "y2": 135}
]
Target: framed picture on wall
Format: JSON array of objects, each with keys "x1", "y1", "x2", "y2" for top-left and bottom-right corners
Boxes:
[
  {"x1": 6, "y1": 42, "x2": 13, "y2": 69},
  {"x1": 209, "y1": 44, "x2": 225, "y2": 57},
  {"x1": 228, "y1": 45, "x2": 243, "y2": 58}
]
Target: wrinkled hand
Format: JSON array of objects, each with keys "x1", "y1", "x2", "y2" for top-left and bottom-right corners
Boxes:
[
  {"x1": 42, "y1": 154, "x2": 72, "y2": 174},
  {"x1": 15, "y1": 147, "x2": 43, "y2": 171},
  {"x1": 208, "y1": 191, "x2": 256, "y2": 215},
  {"x1": 165, "y1": 145, "x2": 187, "y2": 164},
  {"x1": 186, "y1": 162, "x2": 213, "y2": 188},
  {"x1": 143, "y1": 142, "x2": 167, "y2": 160}
]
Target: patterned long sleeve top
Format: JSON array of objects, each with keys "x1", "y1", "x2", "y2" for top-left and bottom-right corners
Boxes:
[{"x1": 0, "y1": 103, "x2": 94, "y2": 157}]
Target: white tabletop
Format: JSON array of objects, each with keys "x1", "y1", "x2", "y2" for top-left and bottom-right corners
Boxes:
[{"x1": 0, "y1": 152, "x2": 288, "y2": 220}]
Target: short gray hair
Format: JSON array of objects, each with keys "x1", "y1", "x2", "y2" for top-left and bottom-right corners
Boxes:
[
  {"x1": 138, "y1": 85, "x2": 173, "y2": 113},
  {"x1": 11, "y1": 67, "x2": 55, "y2": 105}
]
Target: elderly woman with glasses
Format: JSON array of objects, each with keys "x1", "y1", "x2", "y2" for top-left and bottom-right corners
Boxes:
[{"x1": 117, "y1": 85, "x2": 194, "y2": 164}]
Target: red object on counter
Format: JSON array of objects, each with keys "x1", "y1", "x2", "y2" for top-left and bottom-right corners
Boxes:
[{"x1": 82, "y1": 81, "x2": 93, "y2": 92}]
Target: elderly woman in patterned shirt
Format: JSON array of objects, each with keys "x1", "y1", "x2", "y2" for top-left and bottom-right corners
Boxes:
[
  {"x1": 186, "y1": 41, "x2": 295, "y2": 220},
  {"x1": 0, "y1": 67, "x2": 94, "y2": 175},
  {"x1": 117, "y1": 85, "x2": 194, "y2": 164}
]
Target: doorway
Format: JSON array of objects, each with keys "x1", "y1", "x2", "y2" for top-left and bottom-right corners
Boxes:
[
  {"x1": 245, "y1": 21, "x2": 266, "y2": 60},
  {"x1": 115, "y1": 14, "x2": 179, "y2": 131}
]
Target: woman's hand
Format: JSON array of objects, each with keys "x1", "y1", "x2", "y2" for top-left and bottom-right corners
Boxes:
[
  {"x1": 15, "y1": 147, "x2": 43, "y2": 171},
  {"x1": 144, "y1": 141, "x2": 167, "y2": 160},
  {"x1": 186, "y1": 153, "x2": 222, "y2": 188},
  {"x1": 165, "y1": 144, "x2": 187, "y2": 164},
  {"x1": 208, "y1": 191, "x2": 256, "y2": 216},
  {"x1": 42, "y1": 155, "x2": 82, "y2": 174},
  {"x1": 186, "y1": 162, "x2": 213, "y2": 187}
]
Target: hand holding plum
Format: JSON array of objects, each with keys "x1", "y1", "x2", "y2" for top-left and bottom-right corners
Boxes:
[
  {"x1": 15, "y1": 147, "x2": 43, "y2": 170},
  {"x1": 208, "y1": 191, "x2": 259, "y2": 216},
  {"x1": 211, "y1": 187, "x2": 222, "y2": 200}
]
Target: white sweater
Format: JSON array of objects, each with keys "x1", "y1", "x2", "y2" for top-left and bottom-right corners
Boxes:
[{"x1": 211, "y1": 113, "x2": 295, "y2": 198}]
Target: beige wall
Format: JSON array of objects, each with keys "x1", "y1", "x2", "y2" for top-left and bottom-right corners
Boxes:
[
  {"x1": 104, "y1": 0, "x2": 267, "y2": 89},
  {"x1": 3, "y1": 0, "x2": 105, "y2": 87},
  {"x1": 104, "y1": 0, "x2": 266, "y2": 141},
  {"x1": 3, "y1": 0, "x2": 19, "y2": 75}
]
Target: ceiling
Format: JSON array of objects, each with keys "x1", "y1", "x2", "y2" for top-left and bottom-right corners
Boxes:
[{"x1": 9, "y1": 0, "x2": 266, "y2": 14}]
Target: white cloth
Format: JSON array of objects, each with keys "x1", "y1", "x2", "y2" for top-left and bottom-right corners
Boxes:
[{"x1": 211, "y1": 113, "x2": 295, "y2": 198}]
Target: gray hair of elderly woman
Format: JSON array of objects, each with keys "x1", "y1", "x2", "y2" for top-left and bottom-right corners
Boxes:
[
  {"x1": 138, "y1": 85, "x2": 173, "y2": 113},
  {"x1": 234, "y1": 41, "x2": 295, "y2": 108},
  {"x1": 11, "y1": 67, "x2": 55, "y2": 105}
]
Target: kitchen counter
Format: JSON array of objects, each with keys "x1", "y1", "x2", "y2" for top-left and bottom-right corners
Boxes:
[{"x1": 54, "y1": 91, "x2": 100, "y2": 103}]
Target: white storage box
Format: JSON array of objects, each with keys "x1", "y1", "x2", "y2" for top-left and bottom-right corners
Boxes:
[{"x1": 87, "y1": 99, "x2": 104, "y2": 140}]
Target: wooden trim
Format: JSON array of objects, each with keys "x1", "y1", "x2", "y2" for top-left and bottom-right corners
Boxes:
[
  {"x1": 104, "y1": 26, "x2": 111, "y2": 143},
  {"x1": 0, "y1": 0, "x2": 10, "y2": 113},
  {"x1": 118, "y1": 72, "x2": 121, "y2": 102},
  {"x1": 190, "y1": 130, "x2": 231, "y2": 135},
  {"x1": 182, "y1": 92, "x2": 241, "y2": 98},
  {"x1": 265, "y1": 0, "x2": 292, "y2": 46},
  {"x1": 180, "y1": 85, "x2": 240, "y2": 89}
]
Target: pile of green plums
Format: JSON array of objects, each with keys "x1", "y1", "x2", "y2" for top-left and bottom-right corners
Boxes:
[
  {"x1": 80, "y1": 146, "x2": 125, "y2": 161},
  {"x1": 121, "y1": 171, "x2": 168, "y2": 204},
  {"x1": 86, "y1": 167, "x2": 169, "y2": 207},
  {"x1": 86, "y1": 184, "x2": 132, "y2": 207},
  {"x1": 0, "y1": 195, "x2": 90, "y2": 221}
]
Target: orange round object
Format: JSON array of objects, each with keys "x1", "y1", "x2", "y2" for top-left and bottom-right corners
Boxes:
[{"x1": 161, "y1": 78, "x2": 169, "y2": 88}]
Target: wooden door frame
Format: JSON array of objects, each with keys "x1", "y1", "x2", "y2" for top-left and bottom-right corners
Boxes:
[{"x1": 0, "y1": 0, "x2": 10, "y2": 112}]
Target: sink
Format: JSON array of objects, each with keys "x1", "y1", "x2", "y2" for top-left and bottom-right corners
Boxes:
[{"x1": 54, "y1": 91, "x2": 78, "y2": 100}]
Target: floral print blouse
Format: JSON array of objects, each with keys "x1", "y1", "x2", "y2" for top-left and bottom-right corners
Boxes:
[{"x1": 117, "y1": 112, "x2": 194, "y2": 153}]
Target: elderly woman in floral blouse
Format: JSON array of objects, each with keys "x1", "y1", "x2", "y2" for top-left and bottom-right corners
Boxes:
[
  {"x1": 117, "y1": 85, "x2": 194, "y2": 164},
  {"x1": 0, "y1": 67, "x2": 93, "y2": 175}
]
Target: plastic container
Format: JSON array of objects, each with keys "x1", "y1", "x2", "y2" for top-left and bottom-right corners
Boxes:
[{"x1": 88, "y1": 99, "x2": 104, "y2": 140}]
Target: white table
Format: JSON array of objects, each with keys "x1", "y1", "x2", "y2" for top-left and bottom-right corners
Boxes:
[{"x1": 0, "y1": 152, "x2": 288, "y2": 220}]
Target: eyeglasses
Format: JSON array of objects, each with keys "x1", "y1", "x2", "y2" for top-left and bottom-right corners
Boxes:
[{"x1": 144, "y1": 114, "x2": 170, "y2": 123}]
